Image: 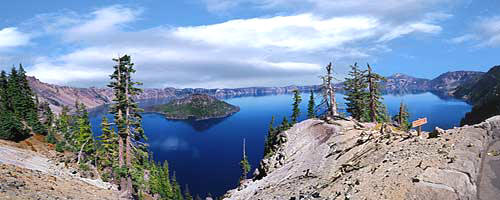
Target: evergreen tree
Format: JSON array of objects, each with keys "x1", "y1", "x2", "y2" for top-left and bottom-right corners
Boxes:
[
  {"x1": 239, "y1": 139, "x2": 251, "y2": 182},
  {"x1": 291, "y1": 90, "x2": 302, "y2": 124},
  {"x1": 160, "y1": 161, "x2": 173, "y2": 199},
  {"x1": 280, "y1": 116, "x2": 290, "y2": 131},
  {"x1": 171, "y1": 172, "x2": 184, "y2": 200},
  {"x1": 108, "y1": 55, "x2": 148, "y2": 196},
  {"x1": 344, "y1": 63, "x2": 370, "y2": 121},
  {"x1": 74, "y1": 103, "x2": 94, "y2": 164},
  {"x1": 0, "y1": 107, "x2": 28, "y2": 141},
  {"x1": 307, "y1": 90, "x2": 315, "y2": 119},
  {"x1": 184, "y1": 185, "x2": 193, "y2": 200},
  {"x1": 56, "y1": 106, "x2": 72, "y2": 145},
  {"x1": 366, "y1": 64, "x2": 387, "y2": 123},
  {"x1": 97, "y1": 117, "x2": 118, "y2": 171},
  {"x1": 0, "y1": 70, "x2": 29, "y2": 141},
  {"x1": 395, "y1": 101, "x2": 410, "y2": 131},
  {"x1": 263, "y1": 116, "x2": 275, "y2": 157}
]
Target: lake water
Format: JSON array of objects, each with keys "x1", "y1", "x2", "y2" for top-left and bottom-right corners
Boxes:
[{"x1": 89, "y1": 92, "x2": 471, "y2": 198}]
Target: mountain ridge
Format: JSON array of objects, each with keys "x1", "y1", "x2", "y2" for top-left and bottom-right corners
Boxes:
[{"x1": 28, "y1": 70, "x2": 485, "y2": 113}]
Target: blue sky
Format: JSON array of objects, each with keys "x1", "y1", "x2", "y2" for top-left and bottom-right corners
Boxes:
[{"x1": 0, "y1": 0, "x2": 499, "y2": 88}]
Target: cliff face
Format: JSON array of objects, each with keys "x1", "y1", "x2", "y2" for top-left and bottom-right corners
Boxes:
[
  {"x1": 455, "y1": 66, "x2": 500, "y2": 125},
  {"x1": 225, "y1": 116, "x2": 500, "y2": 200},
  {"x1": 430, "y1": 71, "x2": 485, "y2": 95},
  {"x1": 381, "y1": 73, "x2": 432, "y2": 93}
]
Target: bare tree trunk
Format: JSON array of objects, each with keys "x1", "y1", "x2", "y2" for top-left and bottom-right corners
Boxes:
[
  {"x1": 118, "y1": 137, "x2": 126, "y2": 191},
  {"x1": 368, "y1": 65, "x2": 376, "y2": 123},
  {"x1": 326, "y1": 62, "x2": 338, "y2": 117},
  {"x1": 77, "y1": 138, "x2": 91, "y2": 165},
  {"x1": 399, "y1": 102, "x2": 403, "y2": 125},
  {"x1": 125, "y1": 61, "x2": 134, "y2": 196},
  {"x1": 116, "y1": 58, "x2": 128, "y2": 194}
]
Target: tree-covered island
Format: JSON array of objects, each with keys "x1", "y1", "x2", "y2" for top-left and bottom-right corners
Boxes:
[{"x1": 146, "y1": 94, "x2": 240, "y2": 120}]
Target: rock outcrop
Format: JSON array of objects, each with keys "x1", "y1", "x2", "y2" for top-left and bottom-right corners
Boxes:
[{"x1": 224, "y1": 116, "x2": 500, "y2": 200}]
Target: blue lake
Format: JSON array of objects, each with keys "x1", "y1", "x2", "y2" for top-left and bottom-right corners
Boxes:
[{"x1": 89, "y1": 92, "x2": 471, "y2": 198}]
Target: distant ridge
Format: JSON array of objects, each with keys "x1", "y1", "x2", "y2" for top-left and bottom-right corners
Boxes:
[{"x1": 28, "y1": 70, "x2": 485, "y2": 113}]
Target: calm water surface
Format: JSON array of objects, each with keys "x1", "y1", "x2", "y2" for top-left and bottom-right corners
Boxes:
[{"x1": 89, "y1": 92, "x2": 471, "y2": 197}]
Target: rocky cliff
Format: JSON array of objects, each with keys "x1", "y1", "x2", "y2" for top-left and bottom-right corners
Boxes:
[
  {"x1": 224, "y1": 116, "x2": 500, "y2": 200},
  {"x1": 455, "y1": 66, "x2": 500, "y2": 125}
]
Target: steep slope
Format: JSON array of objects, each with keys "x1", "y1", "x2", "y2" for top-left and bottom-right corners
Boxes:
[
  {"x1": 225, "y1": 116, "x2": 500, "y2": 200},
  {"x1": 0, "y1": 140, "x2": 119, "y2": 200},
  {"x1": 455, "y1": 66, "x2": 500, "y2": 125},
  {"x1": 430, "y1": 71, "x2": 484, "y2": 93},
  {"x1": 381, "y1": 73, "x2": 431, "y2": 93},
  {"x1": 454, "y1": 66, "x2": 500, "y2": 104}
]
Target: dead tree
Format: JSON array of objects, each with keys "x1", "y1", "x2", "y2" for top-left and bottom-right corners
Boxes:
[{"x1": 317, "y1": 62, "x2": 338, "y2": 118}]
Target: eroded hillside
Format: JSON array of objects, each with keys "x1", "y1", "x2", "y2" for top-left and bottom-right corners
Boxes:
[{"x1": 225, "y1": 116, "x2": 500, "y2": 200}]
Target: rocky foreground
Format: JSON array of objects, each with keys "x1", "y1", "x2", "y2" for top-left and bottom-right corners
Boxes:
[
  {"x1": 225, "y1": 116, "x2": 500, "y2": 200},
  {"x1": 0, "y1": 138, "x2": 119, "y2": 200}
]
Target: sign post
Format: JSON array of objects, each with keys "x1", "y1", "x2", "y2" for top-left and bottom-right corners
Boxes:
[{"x1": 412, "y1": 118, "x2": 428, "y2": 136}]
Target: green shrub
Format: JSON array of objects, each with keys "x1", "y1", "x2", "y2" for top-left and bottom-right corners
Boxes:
[
  {"x1": 46, "y1": 132, "x2": 58, "y2": 144},
  {"x1": 79, "y1": 163, "x2": 90, "y2": 171},
  {"x1": 55, "y1": 142, "x2": 64, "y2": 152}
]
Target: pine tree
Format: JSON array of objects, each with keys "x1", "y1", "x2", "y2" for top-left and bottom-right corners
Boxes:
[
  {"x1": 239, "y1": 139, "x2": 251, "y2": 182},
  {"x1": 184, "y1": 185, "x2": 193, "y2": 200},
  {"x1": 366, "y1": 64, "x2": 387, "y2": 123},
  {"x1": 74, "y1": 103, "x2": 94, "y2": 164},
  {"x1": 291, "y1": 90, "x2": 302, "y2": 124},
  {"x1": 307, "y1": 90, "x2": 315, "y2": 119},
  {"x1": 395, "y1": 101, "x2": 410, "y2": 131},
  {"x1": 280, "y1": 116, "x2": 290, "y2": 131},
  {"x1": 108, "y1": 55, "x2": 148, "y2": 196},
  {"x1": 0, "y1": 70, "x2": 28, "y2": 141},
  {"x1": 171, "y1": 172, "x2": 183, "y2": 200},
  {"x1": 57, "y1": 106, "x2": 72, "y2": 146},
  {"x1": 161, "y1": 161, "x2": 173, "y2": 199},
  {"x1": 0, "y1": 107, "x2": 28, "y2": 141},
  {"x1": 97, "y1": 117, "x2": 118, "y2": 171},
  {"x1": 263, "y1": 116, "x2": 275, "y2": 157},
  {"x1": 344, "y1": 63, "x2": 370, "y2": 121}
]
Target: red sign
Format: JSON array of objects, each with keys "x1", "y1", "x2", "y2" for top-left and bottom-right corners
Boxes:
[{"x1": 412, "y1": 118, "x2": 427, "y2": 128}]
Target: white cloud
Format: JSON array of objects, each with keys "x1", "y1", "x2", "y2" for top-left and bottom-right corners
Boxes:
[
  {"x1": 64, "y1": 5, "x2": 141, "y2": 42},
  {"x1": 174, "y1": 14, "x2": 379, "y2": 51},
  {"x1": 475, "y1": 16, "x2": 500, "y2": 47},
  {"x1": 449, "y1": 34, "x2": 477, "y2": 44},
  {"x1": 25, "y1": 3, "x2": 449, "y2": 88},
  {"x1": 379, "y1": 22, "x2": 442, "y2": 42},
  {"x1": 450, "y1": 16, "x2": 500, "y2": 47},
  {"x1": 0, "y1": 27, "x2": 30, "y2": 49},
  {"x1": 202, "y1": 0, "x2": 453, "y2": 18}
]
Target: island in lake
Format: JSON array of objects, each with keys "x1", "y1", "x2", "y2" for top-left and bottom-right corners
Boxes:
[{"x1": 146, "y1": 94, "x2": 240, "y2": 120}]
